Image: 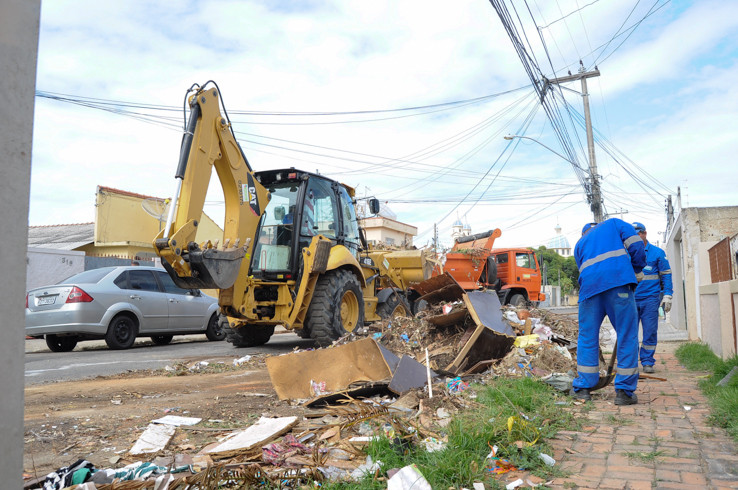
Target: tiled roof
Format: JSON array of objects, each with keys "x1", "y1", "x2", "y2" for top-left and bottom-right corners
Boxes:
[{"x1": 28, "y1": 223, "x2": 94, "y2": 250}]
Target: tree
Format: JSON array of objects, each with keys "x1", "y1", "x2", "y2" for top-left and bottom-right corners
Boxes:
[{"x1": 535, "y1": 246, "x2": 578, "y2": 293}]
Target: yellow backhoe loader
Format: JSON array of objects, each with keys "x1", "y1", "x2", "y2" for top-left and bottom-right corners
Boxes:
[{"x1": 154, "y1": 81, "x2": 436, "y2": 347}]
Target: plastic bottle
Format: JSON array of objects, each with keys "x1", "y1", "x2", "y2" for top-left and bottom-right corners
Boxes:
[{"x1": 658, "y1": 306, "x2": 664, "y2": 318}]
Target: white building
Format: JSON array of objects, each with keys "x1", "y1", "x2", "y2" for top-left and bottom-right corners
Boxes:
[{"x1": 546, "y1": 223, "x2": 572, "y2": 257}]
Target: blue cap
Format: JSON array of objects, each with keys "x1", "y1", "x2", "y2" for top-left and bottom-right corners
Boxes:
[
  {"x1": 581, "y1": 223, "x2": 597, "y2": 235},
  {"x1": 632, "y1": 222, "x2": 646, "y2": 233}
]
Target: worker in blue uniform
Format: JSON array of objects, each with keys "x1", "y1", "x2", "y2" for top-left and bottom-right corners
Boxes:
[
  {"x1": 571, "y1": 218, "x2": 646, "y2": 405},
  {"x1": 632, "y1": 222, "x2": 673, "y2": 374}
]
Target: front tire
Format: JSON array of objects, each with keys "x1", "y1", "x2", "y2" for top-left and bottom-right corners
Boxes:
[
  {"x1": 151, "y1": 335, "x2": 173, "y2": 345},
  {"x1": 376, "y1": 293, "x2": 411, "y2": 320},
  {"x1": 105, "y1": 314, "x2": 138, "y2": 350},
  {"x1": 509, "y1": 294, "x2": 527, "y2": 307},
  {"x1": 306, "y1": 269, "x2": 364, "y2": 347},
  {"x1": 205, "y1": 313, "x2": 226, "y2": 341},
  {"x1": 45, "y1": 334, "x2": 78, "y2": 352},
  {"x1": 224, "y1": 317, "x2": 274, "y2": 347}
]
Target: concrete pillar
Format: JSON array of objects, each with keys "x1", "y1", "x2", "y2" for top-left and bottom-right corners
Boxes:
[{"x1": 0, "y1": 0, "x2": 40, "y2": 484}]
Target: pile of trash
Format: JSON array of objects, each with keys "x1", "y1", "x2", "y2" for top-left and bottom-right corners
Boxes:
[{"x1": 31, "y1": 274, "x2": 595, "y2": 489}]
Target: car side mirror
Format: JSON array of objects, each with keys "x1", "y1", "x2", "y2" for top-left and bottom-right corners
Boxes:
[
  {"x1": 189, "y1": 289, "x2": 201, "y2": 297},
  {"x1": 368, "y1": 198, "x2": 380, "y2": 215}
]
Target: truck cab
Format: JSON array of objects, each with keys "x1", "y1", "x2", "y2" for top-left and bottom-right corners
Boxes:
[{"x1": 489, "y1": 248, "x2": 545, "y2": 306}]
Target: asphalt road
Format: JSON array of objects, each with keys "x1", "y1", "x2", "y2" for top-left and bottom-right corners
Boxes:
[
  {"x1": 24, "y1": 331, "x2": 314, "y2": 385},
  {"x1": 25, "y1": 307, "x2": 579, "y2": 386}
]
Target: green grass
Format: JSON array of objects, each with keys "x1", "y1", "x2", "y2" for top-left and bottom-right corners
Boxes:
[
  {"x1": 623, "y1": 449, "x2": 668, "y2": 463},
  {"x1": 675, "y1": 342, "x2": 738, "y2": 443},
  {"x1": 319, "y1": 377, "x2": 582, "y2": 489}
]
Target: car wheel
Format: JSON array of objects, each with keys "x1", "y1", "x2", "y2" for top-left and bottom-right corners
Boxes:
[
  {"x1": 306, "y1": 269, "x2": 364, "y2": 347},
  {"x1": 509, "y1": 294, "x2": 527, "y2": 307},
  {"x1": 105, "y1": 314, "x2": 138, "y2": 350},
  {"x1": 151, "y1": 335, "x2": 173, "y2": 345},
  {"x1": 45, "y1": 334, "x2": 78, "y2": 352},
  {"x1": 205, "y1": 314, "x2": 226, "y2": 341},
  {"x1": 376, "y1": 293, "x2": 411, "y2": 320}
]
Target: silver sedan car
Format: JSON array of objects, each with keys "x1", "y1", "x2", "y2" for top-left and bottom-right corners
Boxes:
[{"x1": 26, "y1": 266, "x2": 223, "y2": 351}]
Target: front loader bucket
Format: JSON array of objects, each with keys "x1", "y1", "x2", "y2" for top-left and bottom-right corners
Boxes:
[{"x1": 162, "y1": 246, "x2": 245, "y2": 290}]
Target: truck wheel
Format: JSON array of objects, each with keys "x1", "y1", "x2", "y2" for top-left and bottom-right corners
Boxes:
[
  {"x1": 377, "y1": 293, "x2": 411, "y2": 319},
  {"x1": 509, "y1": 294, "x2": 527, "y2": 307},
  {"x1": 205, "y1": 313, "x2": 226, "y2": 341},
  {"x1": 105, "y1": 314, "x2": 138, "y2": 350},
  {"x1": 412, "y1": 298, "x2": 429, "y2": 315},
  {"x1": 306, "y1": 269, "x2": 364, "y2": 347},
  {"x1": 224, "y1": 318, "x2": 274, "y2": 347},
  {"x1": 151, "y1": 335, "x2": 173, "y2": 345},
  {"x1": 45, "y1": 334, "x2": 78, "y2": 352}
]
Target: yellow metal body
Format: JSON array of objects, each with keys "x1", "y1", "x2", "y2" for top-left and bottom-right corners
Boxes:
[{"x1": 154, "y1": 84, "x2": 439, "y2": 336}]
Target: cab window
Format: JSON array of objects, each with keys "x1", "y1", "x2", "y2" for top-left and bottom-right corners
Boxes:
[
  {"x1": 302, "y1": 178, "x2": 337, "y2": 239},
  {"x1": 338, "y1": 186, "x2": 360, "y2": 248},
  {"x1": 253, "y1": 182, "x2": 299, "y2": 272},
  {"x1": 515, "y1": 252, "x2": 534, "y2": 269}
]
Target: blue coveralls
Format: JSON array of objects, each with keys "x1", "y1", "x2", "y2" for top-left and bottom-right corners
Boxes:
[
  {"x1": 572, "y1": 218, "x2": 646, "y2": 396},
  {"x1": 634, "y1": 243, "x2": 673, "y2": 367}
]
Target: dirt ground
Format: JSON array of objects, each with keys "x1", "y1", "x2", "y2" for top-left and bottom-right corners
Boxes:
[{"x1": 23, "y1": 354, "x2": 299, "y2": 481}]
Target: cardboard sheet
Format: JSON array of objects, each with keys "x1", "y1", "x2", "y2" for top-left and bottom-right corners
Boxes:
[{"x1": 266, "y1": 337, "x2": 393, "y2": 400}]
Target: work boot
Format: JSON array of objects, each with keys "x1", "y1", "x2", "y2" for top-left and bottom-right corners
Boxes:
[
  {"x1": 643, "y1": 365, "x2": 655, "y2": 374},
  {"x1": 569, "y1": 387, "x2": 591, "y2": 401},
  {"x1": 614, "y1": 389, "x2": 638, "y2": 406}
]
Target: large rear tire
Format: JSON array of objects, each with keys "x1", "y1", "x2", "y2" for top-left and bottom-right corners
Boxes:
[
  {"x1": 376, "y1": 293, "x2": 411, "y2": 320},
  {"x1": 306, "y1": 269, "x2": 364, "y2": 347},
  {"x1": 105, "y1": 314, "x2": 138, "y2": 350},
  {"x1": 45, "y1": 334, "x2": 78, "y2": 352},
  {"x1": 205, "y1": 313, "x2": 226, "y2": 341},
  {"x1": 224, "y1": 317, "x2": 274, "y2": 347}
]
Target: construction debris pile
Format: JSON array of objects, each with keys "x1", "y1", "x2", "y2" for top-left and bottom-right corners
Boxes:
[{"x1": 29, "y1": 275, "x2": 597, "y2": 490}]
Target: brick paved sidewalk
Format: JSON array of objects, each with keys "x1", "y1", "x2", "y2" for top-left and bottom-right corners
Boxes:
[{"x1": 547, "y1": 342, "x2": 738, "y2": 489}]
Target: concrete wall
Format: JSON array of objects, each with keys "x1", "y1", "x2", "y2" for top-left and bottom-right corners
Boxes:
[
  {"x1": 698, "y1": 280, "x2": 738, "y2": 359},
  {"x1": 668, "y1": 206, "x2": 738, "y2": 359},
  {"x1": 0, "y1": 0, "x2": 40, "y2": 484},
  {"x1": 26, "y1": 247, "x2": 85, "y2": 290},
  {"x1": 360, "y1": 216, "x2": 417, "y2": 246}
]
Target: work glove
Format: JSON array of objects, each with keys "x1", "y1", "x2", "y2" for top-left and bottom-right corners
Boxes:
[
  {"x1": 635, "y1": 271, "x2": 644, "y2": 282},
  {"x1": 660, "y1": 295, "x2": 672, "y2": 313}
]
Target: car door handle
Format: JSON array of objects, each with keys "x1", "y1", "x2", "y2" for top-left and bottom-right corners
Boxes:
[
  {"x1": 130, "y1": 295, "x2": 142, "y2": 300},
  {"x1": 169, "y1": 298, "x2": 177, "y2": 303}
]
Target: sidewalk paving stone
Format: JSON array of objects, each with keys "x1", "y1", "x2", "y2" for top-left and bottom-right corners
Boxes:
[{"x1": 546, "y1": 342, "x2": 738, "y2": 489}]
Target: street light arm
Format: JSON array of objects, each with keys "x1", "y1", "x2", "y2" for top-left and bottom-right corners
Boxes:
[{"x1": 504, "y1": 134, "x2": 582, "y2": 170}]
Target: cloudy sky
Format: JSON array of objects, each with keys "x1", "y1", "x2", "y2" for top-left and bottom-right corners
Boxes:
[{"x1": 31, "y1": 0, "x2": 738, "y2": 250}]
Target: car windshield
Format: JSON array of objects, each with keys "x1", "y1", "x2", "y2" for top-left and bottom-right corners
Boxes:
[{"x1": 57, "y1": 267, "x2": 117, "y2": 285}]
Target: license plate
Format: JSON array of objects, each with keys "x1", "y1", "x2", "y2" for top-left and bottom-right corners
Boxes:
[{"x1": 37, "y1": 295, "x2": 57, "y2": 306}]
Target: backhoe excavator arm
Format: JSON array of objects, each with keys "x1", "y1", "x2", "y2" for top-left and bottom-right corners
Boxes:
[{"x1": 154, "y1": 84, "x2": 270, "y2": 301}]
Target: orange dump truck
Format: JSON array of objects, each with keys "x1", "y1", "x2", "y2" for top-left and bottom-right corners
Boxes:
[{"x1": 442, "y1": 228, "x2": 546, "y2": 306}]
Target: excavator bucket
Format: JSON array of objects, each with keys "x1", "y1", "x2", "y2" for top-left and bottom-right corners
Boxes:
[{"x1": 161, "y1": 245, "x2": 245, "y2": 290}]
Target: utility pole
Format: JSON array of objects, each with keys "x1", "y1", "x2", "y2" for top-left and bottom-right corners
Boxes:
[
  {"x1": 547, "y1": 62, "x2": 603, "y2": 222},
  {"x1": 433, "y1": 223, "x2": 438, "y2": 255}
]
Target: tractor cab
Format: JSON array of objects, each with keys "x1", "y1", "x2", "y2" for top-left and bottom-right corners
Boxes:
[{"x1": 251, "y1": 169, "x2": 361, "y2": 281}]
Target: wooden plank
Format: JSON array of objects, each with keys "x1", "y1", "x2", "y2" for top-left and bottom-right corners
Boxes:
[{"x1": 205, "y1": 416, "x2": 298, "y2": 459}]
